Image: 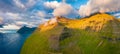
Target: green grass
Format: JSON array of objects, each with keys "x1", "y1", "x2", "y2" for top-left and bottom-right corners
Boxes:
[
  {"x1": 21, "y1": 23, "x2": 120, "y2": 54},
  {"x1": 21, "y1": 25, "x2": 64, "y2": 54},
  {"x1": 21, "y1": 14, "x2": 120, "y2": 54}
]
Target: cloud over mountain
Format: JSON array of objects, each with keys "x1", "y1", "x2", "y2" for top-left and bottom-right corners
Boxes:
[
  {"x1": 44, "y1": 0, "x2": 79, "y2": 18},
  {"x1": 79, "y1": 0, "x2": 120, "y2": 17}
]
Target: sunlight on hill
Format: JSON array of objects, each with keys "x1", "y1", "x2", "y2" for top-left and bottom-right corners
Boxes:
[
  {"x1": 21, "y1": 13, "x2": 120, "y2": 54},
  {"x1": 42, "y1": 13, "x2": 115, "y2": 31}
]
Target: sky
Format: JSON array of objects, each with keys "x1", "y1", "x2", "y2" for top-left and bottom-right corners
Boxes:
[{"x1": 0, "y1": 0, "x2": 120, "y2": 27}]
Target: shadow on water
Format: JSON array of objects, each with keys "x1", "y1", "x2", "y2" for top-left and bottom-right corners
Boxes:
[{"x1": 0, "y1": 33, "x2": 31, "y2": 54}]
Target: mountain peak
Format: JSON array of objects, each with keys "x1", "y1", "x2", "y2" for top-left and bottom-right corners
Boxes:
[
  {"x1": 90, "y1": 13, "x2": 115, "y2": 21},
  {"x1": 40, "y1": 13, "x2": 117, "y2": 31},
  {"x1": 81, "y1": 13, "x2": 116, "y2": 31}
]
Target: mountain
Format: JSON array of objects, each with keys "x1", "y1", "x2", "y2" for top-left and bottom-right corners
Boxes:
[
  {"x1": 17, "y1": 26, "x2": 36, "y2": 34},
  {"x1": 21, "y1": 13, "x2": 120, "y2": 54}
]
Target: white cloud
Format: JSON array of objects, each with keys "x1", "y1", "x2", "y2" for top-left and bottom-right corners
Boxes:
[
  {"x1": 13, "y1": 0, "x2": 37, "y2": 10},
  {"x1": 13, "y1": 0, "x2": 25, "y2": 9},
  {"x1": 44, "y1": 1, "x2": 61, "y2": 9},
  {"x1": 6, "y1": 12, "x2": 19, "y2": 17},
  {"x1": 79, "y1": 4, "x2": 92, "y2": 17},
  {"x1": 53, "y1": 3, "x2": 72, "y2": 16},
  {"x1": 49, "y1": 0, "x2": 79, "y2": 18},
  {"x1": 113, "y1": 12, "x2": 120, "y2": 18},
  {"x1": 113, "y1": 13, "x2": 120, "y2": 17},
  {"x1": 0, "y1": 12, "x2": 23, "y2": 24},
  {"x1": 1, "y1": 24, "x2": 20, "y2": 29},
  {"x1": 79, "y1": 0, "x2": 120, "y2": 17},
  {"x1": 16, "y1": 21, "x2": 28, "y2": 25},
  {"x1": 53, "y1": 3, "x2": 78, "y2": 18},
  {"x1": 26, "y1": 0, "x2": 36, "y2": 6},
  {"x1": 16, "y1": 21, "x2": 35, "y2": 27},
  {"x1": 6, "y1": 12, "x2": 21, "y2": 20},
  {"x1": 37, "y1": 11, "x2": 46, "y2": 17},
  {"x1": 25, "y1": 0, "x2": 37, "y2": 8}
]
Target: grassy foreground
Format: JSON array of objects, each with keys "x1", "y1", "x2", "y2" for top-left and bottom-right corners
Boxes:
[{"x1": 21, "y1": 14, "x2": 120, "y2": 54}]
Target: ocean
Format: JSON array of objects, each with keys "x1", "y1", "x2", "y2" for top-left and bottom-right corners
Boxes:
[{"x1": 0, "y1": 33, "x2": 31, "y2": 54}]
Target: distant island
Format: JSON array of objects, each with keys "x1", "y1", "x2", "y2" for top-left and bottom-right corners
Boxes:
[{"x1": 17, "y1": 26, "x2": 37, "y2": 34}]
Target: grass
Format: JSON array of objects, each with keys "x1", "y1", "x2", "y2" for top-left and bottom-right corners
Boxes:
[
  {"x1": 21, "y1": 24, "x2": 64, "y2": 54},
  {"x1": 21, "y1": 13, "x2": 120, "y2": 54}
]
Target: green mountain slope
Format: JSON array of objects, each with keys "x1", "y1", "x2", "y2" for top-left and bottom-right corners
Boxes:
[{"x1": 21, "y1": 13, "x2": 120, "y2": 54}]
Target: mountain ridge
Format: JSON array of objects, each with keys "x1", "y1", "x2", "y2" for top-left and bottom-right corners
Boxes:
[
  {"x1": 21, "y1": 13, "x2": 120, "y2": 54},
  {"x1": 40, "y1": 13, "x2": 116, "y2": 31},
  {"x1": 17, "y1": 26, "x2": 36, "y2": 34}
]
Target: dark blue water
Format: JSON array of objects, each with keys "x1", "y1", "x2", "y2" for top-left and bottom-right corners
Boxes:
[{"x1": 0, "y1": 33, "x2": 31, "y2": 54}]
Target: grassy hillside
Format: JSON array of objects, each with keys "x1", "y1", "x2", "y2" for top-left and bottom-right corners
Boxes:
[{"x1": 21, "y1": 13, "x2": 120, "y2": 54}]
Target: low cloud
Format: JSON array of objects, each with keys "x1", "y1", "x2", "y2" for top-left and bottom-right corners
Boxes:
[
  {"x1": 0, "y1": 12, "x2": 24, "y2": 25},
  {"x1": 79, "y1": 0, "x2": 120, "y2": 17},
  {"x1": 1, "y1": 24, "x2": 20, "y2": 29}
]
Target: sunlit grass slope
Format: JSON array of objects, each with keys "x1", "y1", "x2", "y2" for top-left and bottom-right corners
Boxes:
[{"x1": 21, "y1": 13, "x2": 120, "y2": 54}]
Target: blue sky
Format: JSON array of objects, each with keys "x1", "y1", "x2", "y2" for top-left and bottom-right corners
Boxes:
[
  {"x1": 0, "y1": 0, "x2": 88, "y2": 13},
  {"x1": 0, "y1": 0, "x2": 120, "y2": 27},
  {"x1": 0, "y1": 0, "x2": 88, "y2": 27}
]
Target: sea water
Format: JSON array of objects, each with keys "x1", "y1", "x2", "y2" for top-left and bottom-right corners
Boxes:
[{"x1": 0, "y1": 33, "x2": 31, "y2": 54}]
